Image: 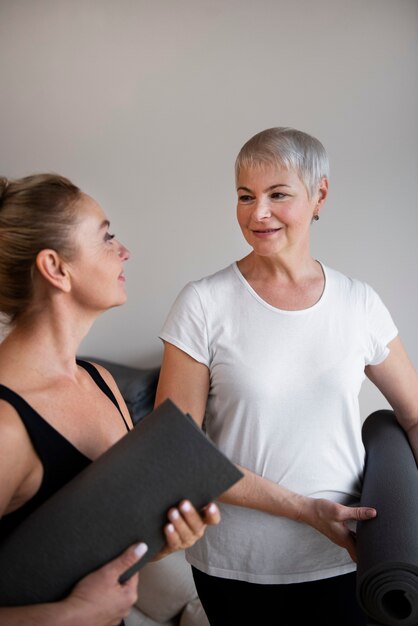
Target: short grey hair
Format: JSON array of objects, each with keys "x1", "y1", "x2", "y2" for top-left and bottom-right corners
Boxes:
[{"x1": 235, "y1": 127, "x2": 330, "y2": 198}]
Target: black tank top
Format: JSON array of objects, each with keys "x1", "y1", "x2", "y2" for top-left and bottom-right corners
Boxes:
[
  {"x1": 0, "y1": 359, "x2": 130, "y2": 539},
  {"x1": 0, "y1": 360, "x2": 130, "y2": 624}
]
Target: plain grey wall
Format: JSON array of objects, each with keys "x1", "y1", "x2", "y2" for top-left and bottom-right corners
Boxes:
[{"x1": 1, "y1": 0, "x2": 417, "y2": 419}]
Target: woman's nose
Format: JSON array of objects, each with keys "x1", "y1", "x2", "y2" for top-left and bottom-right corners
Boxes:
[
  {"x1": 252, "y1": 198, "x2": 271, "y2": 220},
  {"x1": 117, "y1": 240, "x2": 130, "y2": 261}
]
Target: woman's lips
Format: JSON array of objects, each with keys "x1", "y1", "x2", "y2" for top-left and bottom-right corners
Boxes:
[{"x1": 251, "y1": 227, "x2": 282, "y2": 237}]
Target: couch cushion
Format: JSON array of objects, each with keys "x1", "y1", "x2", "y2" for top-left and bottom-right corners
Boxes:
[
  {"x1": 79, "y1": 356, "x2": 160, "y2": 423},
  {"x1": 126, "y1": 609, "x2": 175, "y2": 626},
  {"x1": 134, "y1": 551, "x2": 198, "y2": 623},
  {"x1": 179, "y1": 597, "x2": 210, "y2": 626}
]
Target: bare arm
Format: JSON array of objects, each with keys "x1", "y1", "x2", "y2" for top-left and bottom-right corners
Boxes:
[
  {"x1": 366, "y1": 335, "x2": 418, "y2": 463},
  {"x1": 155, "y1": 342, "x2": 209, "y2": 425},
  {"x1": 155, "y1": 342, "x2": 376, "y2": 561}
]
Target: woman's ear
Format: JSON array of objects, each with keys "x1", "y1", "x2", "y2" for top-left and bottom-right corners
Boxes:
[
  {"x1": 35, "y1": 249, "x2": 71, "y2": 293},
  {"x1": 314, "y1": 176, "x2": 329, "y2": 216}
]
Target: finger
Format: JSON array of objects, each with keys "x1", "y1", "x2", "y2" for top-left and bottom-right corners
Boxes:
[
  {"x1": 163, "y1": 522, "x2": 184, "y2": 550},
  {"x1": 112, "y1": 542, "x2": 148, "y2": 577},
  {"x1": 168, "y1": 503, "x2": 204, "y2": 539},
  {"x1": 201, "y1": 502, "x2": 221, "y2": 525},
  {"x1": 177, "y1": 500, "x2": 207, "y2": 534},
  {"x1": 180, "y1": 500, "x2": 205, "y2": 526},
  {"x1": 350, "y1": 506, "x2": 377, "y2": 521}
]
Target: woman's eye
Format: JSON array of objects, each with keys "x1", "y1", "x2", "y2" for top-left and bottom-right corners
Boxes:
[
  {"x1": 238, "y1": 195, "x2": 253, "y2": 202},
  {"x1": 271, "y1": 192, "x2": 286, "y2": 200},
  {"x1": 105, "y1": 232, "x2": 115, "y2": 242}
]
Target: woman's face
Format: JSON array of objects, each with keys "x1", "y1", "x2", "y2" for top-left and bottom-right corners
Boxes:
[
  {"x1": 66, "y1": 193, "x2": 130, "y2": 313},
  {"x1": 236, "y1": 164, "x2": 327, "y2": 259}
]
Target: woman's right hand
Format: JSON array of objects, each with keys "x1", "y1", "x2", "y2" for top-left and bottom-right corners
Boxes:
[
  {"x1": 64, "y1": 542, "x2": 148, "y2": 626},
  {"x1": 154, "y1": 500, "x2": 221, "y2": 561},
  {"x1": 0, "y1": 542, "x2": 148, "y2": 625},
  {"x1": 298, "y1": 496, "x2": 376, "y2": 562}
]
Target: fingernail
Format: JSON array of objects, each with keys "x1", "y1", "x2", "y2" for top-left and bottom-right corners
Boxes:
[
  {"x1": 208, "y1": 503, "x2": 218, "y2": 514},
  {"x1": 166, "y1": 523, "x2": 175, "y2": 533},
  {"x1": 134, "y1": 542, "x2": 148, "y2": 558},
  {"x1": 169, "y1": 508, "x2": 180, "y2": 520},
  {"x1": 366, "y1": 509, "x2": 376, "y2": 518},
  {"x1": 180, "y1": 500, "x2": 191, "y2": 512}
]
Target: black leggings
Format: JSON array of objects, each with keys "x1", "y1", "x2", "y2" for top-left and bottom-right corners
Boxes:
[{"x1": 192, "y1": 567, "x2": 368, "y2": 626}]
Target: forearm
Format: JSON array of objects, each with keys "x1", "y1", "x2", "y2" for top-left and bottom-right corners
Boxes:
[
  {"x1": 386, "y1": 380, "x2": 418, "y2": 465},
  {"x1": 219, "y1": 463, "x2": 376, "y2": 562},
  {"x1": 219, "y1": 465, "x2": 306, "y2": 522},
  {"x1": 403, "y1": 419, "x2": 418, "y2": 465},
  {"x1": 0, "y1": 599, "x2": 92, "y2": 626},
  {"x1": 391, "y1": 402, "x2": 418, "y2": 465}
]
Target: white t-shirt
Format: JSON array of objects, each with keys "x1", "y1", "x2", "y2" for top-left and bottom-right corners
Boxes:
[{"x1": 160, "y1": 262, "x2": 398, "y2": 584}]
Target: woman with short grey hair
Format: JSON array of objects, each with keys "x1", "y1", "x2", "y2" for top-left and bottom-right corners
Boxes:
[{"x1": 155, "y1": 127, "x2": 418, "y2": 625}]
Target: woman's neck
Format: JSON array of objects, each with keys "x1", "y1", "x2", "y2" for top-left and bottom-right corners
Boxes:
[
  {"x1": 237, "y1": 250, "x2": 319, "y2": 284},
  {"x1": 0, "y1": 306, "x2": 96, "y2": 382},
  {"x1": 236, "y1": 253, "x2": 325, "y2": 311}
]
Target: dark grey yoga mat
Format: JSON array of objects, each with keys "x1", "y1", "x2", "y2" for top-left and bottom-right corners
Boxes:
[
  {"x1": 0, "y1": 399, "x2": 243, "y2": 606},
  {"x1": 356, "y1": 409, "x2": 418, "y2": 626}
]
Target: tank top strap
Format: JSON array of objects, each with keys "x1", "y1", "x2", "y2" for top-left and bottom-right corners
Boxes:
[{"x1": 76, "y1": 359, "x2": 130, "y2": 432}]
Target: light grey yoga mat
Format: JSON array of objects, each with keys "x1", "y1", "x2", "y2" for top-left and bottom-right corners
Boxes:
[
  {"x1": 356, "y1": 409, "x2": 418, "y2": 626},
  {"x1": 0, "y1": 399, "x2": 243, "y2": 606}
]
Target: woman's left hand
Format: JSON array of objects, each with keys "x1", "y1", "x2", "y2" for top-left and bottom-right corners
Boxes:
[
  {"x1": 299, "y1": 496, "x2": 376, "y2": 562},
  {"x1": 153, "y1": 500, "x2": 221, "y2": 560}
]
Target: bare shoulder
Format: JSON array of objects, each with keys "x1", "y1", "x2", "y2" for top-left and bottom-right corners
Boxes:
[
  {"x1": 86, "y1": 361, "x2": 120, "y2": 394},
  {"x1": 0, "y1": 400, "x2": 38, "y2": 514},
  {"x1": 0, "y1": 399, "x2": 31, "y2": 447}
]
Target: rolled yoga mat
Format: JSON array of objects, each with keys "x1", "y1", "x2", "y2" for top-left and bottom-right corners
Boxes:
[{"x1": 356, "y1": 409, "x2": 418, "y2": 626}]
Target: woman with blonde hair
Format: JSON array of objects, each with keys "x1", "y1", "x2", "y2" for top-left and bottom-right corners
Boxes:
[{"x1": 0, "y1": 173, "x2": 220, "y2": 626}]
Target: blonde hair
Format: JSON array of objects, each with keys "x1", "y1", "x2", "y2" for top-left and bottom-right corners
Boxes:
[
  {"x1": 235, "y1": 127, "x2": 329, "y2": 198},
  {"x1": 0, "y1": 173, "x2": 81, "y2": 323}
]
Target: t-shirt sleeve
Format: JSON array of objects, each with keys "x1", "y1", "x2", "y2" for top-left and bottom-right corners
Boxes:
[
  {"x1": 364, "y1": 284, "x2": 398, "y2": 366},
  {"x1": 159, "y1": 282, "x2": 210, "y2": 367}
]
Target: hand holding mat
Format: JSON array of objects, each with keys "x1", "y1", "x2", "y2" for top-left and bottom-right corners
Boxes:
[
  {"x1": 356, "y1": 409, "x2": 418, "y2": 626},
  {"x1": 0, "y1": 399, "x2": 243, "y2": 607}
]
